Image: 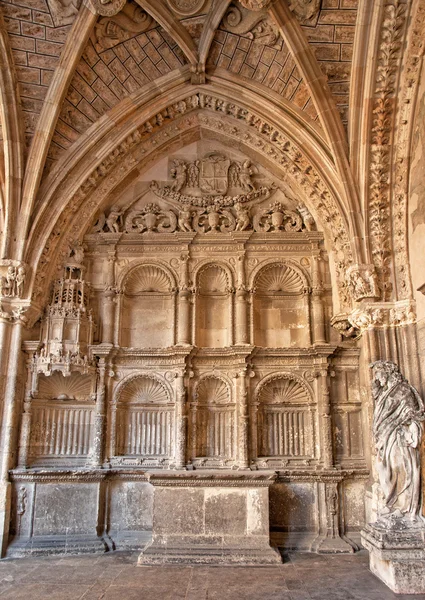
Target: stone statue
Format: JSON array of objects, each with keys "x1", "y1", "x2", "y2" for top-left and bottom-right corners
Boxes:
[
  {"x1": 170, "y1": 159, "x2": 187, "y2": 192},
  {"x1": 234, "y1": 202, "x2": 250, "y2": 231},
  {"x1": 16, "y1": 265, "x2": 26, "y2": 298},
  {"x1": 69, "y1": 240, "x2": 86, "y2": 265},
  {"x1": 106, "y1": 205, "x2": 123, "y2": 233},
  {"x1": 178, "y1": 207, "x2": 193, "y2": 232},
  {"x1": 239, "y1": 160, "x2": 256, "y2": 192},
  {"x1": 371, "y1": 361, "x2": 425, "y2": 526},
  {"x1": 297, "y1": 203, "x2": 315, "y2": 231}
]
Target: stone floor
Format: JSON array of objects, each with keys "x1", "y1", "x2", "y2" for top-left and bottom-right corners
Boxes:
[{"x1": 0, "y1": 550, "x2": 424, "y2": 599}]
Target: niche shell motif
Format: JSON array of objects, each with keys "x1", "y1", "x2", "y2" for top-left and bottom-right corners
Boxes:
[{"x1": 91, "y1": 153, "x2": 315, "y2": 235}]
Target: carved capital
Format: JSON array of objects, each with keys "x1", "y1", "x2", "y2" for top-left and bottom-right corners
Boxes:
[{"x1": 346, "y1": 264, "x2": 379, "y2": 302}]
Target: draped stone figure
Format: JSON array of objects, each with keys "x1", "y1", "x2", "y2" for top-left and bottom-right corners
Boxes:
[{"x1": 371, "y1": 361, "x2": 425, "y2": 526}]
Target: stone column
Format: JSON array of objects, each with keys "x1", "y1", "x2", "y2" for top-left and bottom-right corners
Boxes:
[
  {"x1": 177, "y1": 255, "x2": 192, "y2": 346},
  {"x1": 177, "y1": 291, "x2": 192, "y2": 346},
  {"x1": 0, "y1": 319, "x2": 23, "y2": 555},
  {"x1": 234, "y1": 290, "x2": 249, "y2": 345},
  {"x1": 190, "y1": 400, "x2": 198, "y2": 462},
  {"x1": 91, "y1": 359, "x2": 106, "y2": 468},
  {"x1": 174, "y1": 371, "x2": 187, "y2": 469},
  {"x1": 17, "y1": 357, "x2": 34, "y2": 469},
  {"x1": 101, "y1": 253, "x2": 116, "y2": 345},
  {"x1": 234, "y1": 255, "x2": 249, "y2": 345},
  {"x1": 236, "y1": 370, "x2": 249, "y2": 468},
  {"x1": 318, "y1": 368, "x2": 333, "y2": 469},
  {"x1": 311, "y1": 254, "x2": 326, "y2": 344}
]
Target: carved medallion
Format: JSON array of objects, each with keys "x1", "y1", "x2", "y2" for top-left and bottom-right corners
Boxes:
[
  {"x1": 89, "y1": 0, "x2": 126, "y2": 17},
  {"x1": 166, "y1": 0, "x2": 206, "y2": 16}
]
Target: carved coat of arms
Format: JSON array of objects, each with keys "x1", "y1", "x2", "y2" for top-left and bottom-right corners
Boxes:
[{"x1": 199, "y1": 153, "x2": 231, "y2": 195}]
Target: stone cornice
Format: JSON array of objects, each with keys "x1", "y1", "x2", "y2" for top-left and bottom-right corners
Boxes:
[{"x1": 10, "y1": 467, "x2": 369, "y2": 485}]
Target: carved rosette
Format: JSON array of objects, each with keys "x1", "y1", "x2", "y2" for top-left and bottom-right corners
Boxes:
[{"x1": 166, "y1": 0, "x2": 206, "y2": 16}]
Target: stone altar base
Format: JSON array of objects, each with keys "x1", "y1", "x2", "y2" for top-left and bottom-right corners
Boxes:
[
  {"x1": 361, "y1": 524, "x2": 425, "y2": 594},
  {"x1": 138, "y1": 471, "x2": 281, "y2": 565}
]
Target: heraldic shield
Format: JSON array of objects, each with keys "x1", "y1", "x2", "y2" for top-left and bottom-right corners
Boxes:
[{"x1": 199, "y1": 153, "x2": 231, "y2": 195}]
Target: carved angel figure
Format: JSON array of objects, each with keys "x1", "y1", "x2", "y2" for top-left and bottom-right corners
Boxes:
[
  {"x1": 178, "y1": 207, "x2": 193, "y2": 232},
  {"x1": 69, "y1": 240, "x2": 86, "y2": 265},
  {"x1": 371, "y1": 361, "x2": 425, "y2": 525},
  {"x1": 234, "y1": 202, "x2": 250, "y2": 231},
  {"x1": 297, "y1": 203, "x2": 315, "y2": 231},
  {"x1": 170, "y1": 159, "x2": 187, "y2": 192},
  {"x1": 106, "y1": 205, "x2": 123, "y2": 233},
  {"x1": 239, "y1": 160, "x2": 256, "y2": 192},
  {"x1": 0, "y1": 266, "x2": 16, "y2": 297},
  {"x1": 16, "y1": 266, "x2": 26, "y2": 298}
]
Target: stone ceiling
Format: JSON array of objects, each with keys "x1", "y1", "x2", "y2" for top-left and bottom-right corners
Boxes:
[{"x1": 0, "y1": 0, "x2": 424, "y2": 318}]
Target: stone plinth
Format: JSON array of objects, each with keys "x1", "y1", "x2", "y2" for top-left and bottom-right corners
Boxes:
[
  {"x1": 361, "y1": 524, "x2": 425, "y2": 594},
  {"x1": 138, "y1": 471, "x2": 281, "y2": 565}
]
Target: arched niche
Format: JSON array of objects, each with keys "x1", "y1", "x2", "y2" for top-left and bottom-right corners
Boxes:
[
  {"x1": 256, "y1": 376, "x2": 315, "y2": 460},
  {"x1": 192, "y1": 376, "x2": 234, "y2": 461},
  {"x1": 115, "y1": 375, "x2": 174, "y2": 458},
  {"x1": 195, "y1": 263, "x2": 233, "y2": 348},
  {"x1": 120, "y1": 263, "x2": 176, "y2": 348},
  {"x1": 30, "y1": 372, "x2": 95, "y2": 465},
  {"x1": 252, "y1": 263, "x2": 309, "y2": 348}
]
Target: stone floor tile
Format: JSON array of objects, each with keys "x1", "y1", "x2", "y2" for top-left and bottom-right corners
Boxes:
[
  {"x1": 0, "y1": 551, "x2": 425, "y2": 600},
  {"x1": 288, "y1": 592, "x2": 312, "y2": 600},
  {"x1": 18, "y1": 564, "x2": 109, "y2": 585},
  {"x1": 0, "y1": 583, "x2": 90, "y2": 599}
]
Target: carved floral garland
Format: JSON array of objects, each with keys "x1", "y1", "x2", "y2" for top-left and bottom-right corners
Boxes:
[
  {"x1": 392, "y1": 0, "x2": 425, "y2": 300},
  {"x1": 369, "y1": 0, "x2": 407, "y2": 301}
]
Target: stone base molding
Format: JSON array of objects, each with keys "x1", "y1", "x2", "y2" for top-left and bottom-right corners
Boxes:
[
  {"x1": 361, "y1": 525, "x2": 425, "y2": 594},
  {"x1": 138, "y1": 471, "x2": 281, "y2": 565}
]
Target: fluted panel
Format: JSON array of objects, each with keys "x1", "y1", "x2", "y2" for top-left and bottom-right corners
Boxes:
[
  {"x1": 196, "y1": 407, "x2": 234, "y2": 458},
  {"x1": 259, "y1": 409, "x2": 312, "y2": 457},
  {"x1": 30, "y1": 404, "x2": 94, "y2": 458},
  {"x1": 116, "y1": 407, "x2": 174, "y2": 457}
]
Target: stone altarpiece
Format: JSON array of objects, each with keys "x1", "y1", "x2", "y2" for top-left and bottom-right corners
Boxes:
[{"x1": 9, "y1": 147, "x2": 367, "y2": 560}]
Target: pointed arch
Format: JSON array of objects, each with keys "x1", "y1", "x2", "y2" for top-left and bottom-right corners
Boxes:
[
  {"x1": 23, "y1": 77, "x2": 363, "y2": 313},
  {"x1": 0, "y1": 9, "x2": 24, "y2": 258}
]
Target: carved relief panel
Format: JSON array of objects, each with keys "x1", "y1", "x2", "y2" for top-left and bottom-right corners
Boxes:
[
  {"x1": 114, "y1": 375, "x2": 175, "y2": 460},
  {"x1": 29, "y1": 372, "x2": 95, "y2": 466},
  {"x1": 120, "y1": 264, "x2": 176, "y2": 348},
  {"x1": 30, "y1": 144, "x2": 364, "y2": 473},
  {"x1": 191, "y1": 376, "x2": 235, "y2": 463},
  {"x1": 252, "y1": 263, "x2": 310, "y2": 348},
  {"x1": 255, "y1": 376, "x2": 315, "y2": 460}
]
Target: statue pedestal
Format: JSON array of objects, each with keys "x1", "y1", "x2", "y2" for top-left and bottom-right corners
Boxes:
[
  {"x1": 138, "y1": 471, "x2": 281, "y2": 565},
  {"x1": 361, "y1": 524, "x2": 425, "y2": 594}
]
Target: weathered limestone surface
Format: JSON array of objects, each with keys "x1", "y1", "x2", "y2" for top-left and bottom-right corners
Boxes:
[
  {"x1": 0, "y1": 0, "x2": 424, "y2": 593},
  {"x1": 361, "y1": 361, "x2": 425, "y2": 594},
  {"x1": 138, "y1": 472, "x2": 281, "y2": 565}
]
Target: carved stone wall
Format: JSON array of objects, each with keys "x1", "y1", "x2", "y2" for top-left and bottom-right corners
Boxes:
[{"x1": 8, "y1": 146, "x2": 367, "y2": 556}]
